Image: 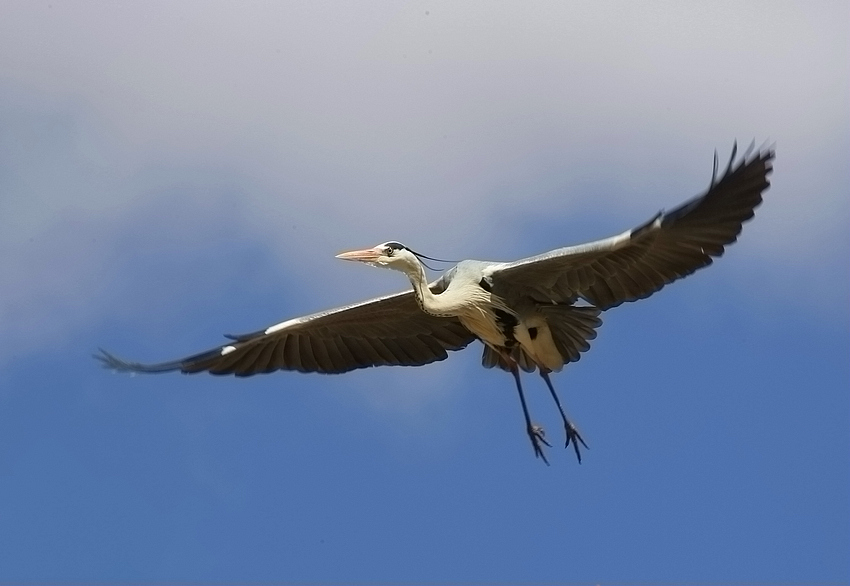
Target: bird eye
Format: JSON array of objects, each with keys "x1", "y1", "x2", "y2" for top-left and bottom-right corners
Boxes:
[{"x1": 385, "y1": 247, "x2": 394, "y2": 257}]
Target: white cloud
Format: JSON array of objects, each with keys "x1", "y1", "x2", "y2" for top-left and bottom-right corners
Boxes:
[{"x1": 0, "y1": 0, "x2": 847, "y2": 365}]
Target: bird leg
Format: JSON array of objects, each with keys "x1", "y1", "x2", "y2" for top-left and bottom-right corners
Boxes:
[
  {"x1": 539, "y1": 370, "x2": 588, "y2": 463},
  {"x1": 508, "y1": 362, "x2": 550, "y2": 465}
]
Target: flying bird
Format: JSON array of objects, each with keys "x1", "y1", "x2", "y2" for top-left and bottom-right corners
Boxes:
[{"x1": 96, "y1": 143, "x2": 774, "y2": 464}]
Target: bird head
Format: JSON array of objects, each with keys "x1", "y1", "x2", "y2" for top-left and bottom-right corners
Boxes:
[{"x1": 336, "y1": 241, "x2": 421, "y2": 274}]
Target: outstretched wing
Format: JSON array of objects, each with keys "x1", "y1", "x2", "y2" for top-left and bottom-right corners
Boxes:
[
  {"x1": 96, "y1": 289, "x2": 475, "y2": 376},
  {"x1": 486, "y1": 144, "x2": 774, "y2": 309}
]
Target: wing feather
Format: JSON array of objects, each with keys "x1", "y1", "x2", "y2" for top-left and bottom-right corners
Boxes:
[
  {"x1": 488, "y1": 145, "x2": 773, "y2": 309},
  {"x1": 95, "y1": 289, "x2": 476, "y2": 376},
  {"x1": 299, "y1": 336, "x2": 322, "y2": 372}
]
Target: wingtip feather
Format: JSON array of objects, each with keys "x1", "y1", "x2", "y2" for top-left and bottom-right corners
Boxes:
[{"x1": 93, "y1": 347, "x2": 183, "y2": 374}]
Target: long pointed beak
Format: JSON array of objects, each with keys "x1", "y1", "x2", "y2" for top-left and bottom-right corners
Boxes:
[{"x1": 335, "y1": 247, "x2": 383, "y2": 263}]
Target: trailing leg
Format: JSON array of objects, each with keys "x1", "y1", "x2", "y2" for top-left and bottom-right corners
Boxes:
[
  {"x1": 540, "y1": 370, "x2": 588, "y2": 463},
  {"x1": 509, "y1": 363, "x2": 550, "y2": 464}
]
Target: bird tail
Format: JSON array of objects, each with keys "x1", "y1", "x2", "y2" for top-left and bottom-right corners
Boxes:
[{"x1": 481, "y1": 345, "x2": 536, "y2": 373}]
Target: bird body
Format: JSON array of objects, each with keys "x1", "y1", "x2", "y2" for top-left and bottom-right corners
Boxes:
[
  {"x1": 431, "y1": 263, "x2": 515, "y2": 348},
  {"x1": 97, "y1": 144, "x2": 774, "y2": 464}
]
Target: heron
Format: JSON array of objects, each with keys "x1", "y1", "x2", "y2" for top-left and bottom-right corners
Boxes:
[{"x1": 96, "y1": 143, "x2": 773, "y2": 464}]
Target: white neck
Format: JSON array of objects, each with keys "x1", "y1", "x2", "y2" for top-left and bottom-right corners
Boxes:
[{"x1": 403, "y1": 259, "x2": 449, "y2": 316}]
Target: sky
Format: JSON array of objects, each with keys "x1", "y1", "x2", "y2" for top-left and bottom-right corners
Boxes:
[{"x1": 0, "y1": 1, "x2": 847, "y2": 583}]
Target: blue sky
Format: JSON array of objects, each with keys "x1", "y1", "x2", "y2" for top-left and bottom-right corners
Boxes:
[{"x1": 1, "y1": 1, "x2": 847, "y2": 583}]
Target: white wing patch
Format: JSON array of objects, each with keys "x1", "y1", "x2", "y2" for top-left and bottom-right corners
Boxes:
[
  {"x1": 265, "y1": 317, "x2": 302, "y2": 335},
  {"x1": 220, "y1": 345, "x2": 237, "y2": 356}
]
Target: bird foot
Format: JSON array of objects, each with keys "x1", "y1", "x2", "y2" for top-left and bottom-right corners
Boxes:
[
  {"x1": 529, "y1": 424, "x2": 551, "y2": 465},
  {"x1": 564, "y1": 422, "x2": 589, "y2": 463}
]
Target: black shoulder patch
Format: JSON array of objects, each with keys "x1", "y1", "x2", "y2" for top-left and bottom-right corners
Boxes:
[
  {"x1": 493, "y1": 308, "x2": 518, "y2": 328},
  {"x1": 493, "y1": 308, "x2": 518, "y2": 347},
  {"x1": 478, "y1": 277, "x2": 493, "y2": 292}
]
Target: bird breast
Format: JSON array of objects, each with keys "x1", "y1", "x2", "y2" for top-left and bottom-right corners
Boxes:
[
  {"x1": 458, "y1": 306, "x2": 514, "y2": 349},
  {"x1": 451, "y1": 287, "x2": 517, "y2": 349}
]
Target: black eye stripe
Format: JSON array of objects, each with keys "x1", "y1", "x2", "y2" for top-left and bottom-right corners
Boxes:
[{"x1": 383, "y1": 241, "x2": 406, "y2": 256}]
